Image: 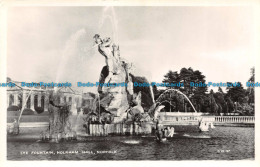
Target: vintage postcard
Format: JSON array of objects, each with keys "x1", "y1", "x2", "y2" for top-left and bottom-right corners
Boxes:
[{"x1": 0, "y1": 0, "x2": 259, "y2": 166}]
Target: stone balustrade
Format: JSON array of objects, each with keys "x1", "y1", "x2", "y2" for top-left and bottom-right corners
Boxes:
[
  {"x1": 214, "y1": 116, "x2": 255, "y2": 124},
  {"x1": 160, "y1": 114, "x2": 255, "y2": 125}
]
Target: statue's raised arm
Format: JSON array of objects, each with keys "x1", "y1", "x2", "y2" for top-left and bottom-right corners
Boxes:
[
  {"x1": 93, "y1": 34, "x2": 112, "y2": 48},
  {"x1": 93, "y1": 34, "x2": 118, "y2": 84},
  {"x1": 102, "y1": 37, "x2": 112, "y2": 47}
]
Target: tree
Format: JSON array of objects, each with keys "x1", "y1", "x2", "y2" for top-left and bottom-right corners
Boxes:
[
  {"x1": 247, "y1": 67, "x2": 255, "y2": 104},
  {"x1": 179, "y1": 67, "x2": 194, "y2": 95},
  {"x1": 213, "y1": 92, "x2": 228, "y2": 113},
  {"x1": 162, "y1": 70, "x2": 180, "y2": 89},
  {"x1": 163, "y1": 68, "x2": 207, "y2": 97},
  {"x1": 162, "y1": 68, "x2": 207, "y2": 112},
  {"x1": 248, "y1": 67, "x2": 255, "y2": 83},
  {"x1": 226, "y1": 82, "x2": 246, "y2": 103},
  {"x1": 218, "y1": 87, "x2": 224, "y2": 94},
  {"x1": 225, "y1": 96, "x2": 234, "y2": 112}
]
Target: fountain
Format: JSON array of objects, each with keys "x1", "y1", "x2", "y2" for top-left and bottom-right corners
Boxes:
[
  {"x1": 7, "y1": 30, "x2": 210, "y2": 139},
  {"x1": 40, "y1": 90, "x2": 77, "y2": 142},
  {"x1": 37, "y1": 29, "x2": 90, "y2": 141},
  {"x1": 8, "y1": 4, "x2": 209, "y2": 138},
  {"x1": 79, "y1": 32, "x2": 210, "y2": 136},
  {"x1": 72, "y1": 33, "x2": 154, "y2": 136},
  {"x1": 157, "y1": 89, "x2": 198, "y2": 112}
]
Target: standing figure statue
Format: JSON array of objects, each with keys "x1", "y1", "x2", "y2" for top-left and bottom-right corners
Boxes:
[{"x1": 93, "y1": 34, "x2": 119, "y2": 84}]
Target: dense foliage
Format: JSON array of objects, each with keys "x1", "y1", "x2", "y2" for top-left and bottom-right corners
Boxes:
[{"x1": 156, "y1": 67, "x2": 255, "y2": 115}]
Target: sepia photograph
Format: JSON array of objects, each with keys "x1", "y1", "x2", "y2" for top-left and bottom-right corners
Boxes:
[{"x1": 1, "y1": 1, "x2": 259, "y2": 163}]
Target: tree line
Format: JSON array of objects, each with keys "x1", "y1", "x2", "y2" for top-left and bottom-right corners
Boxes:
[{"x1": 152, "y1": 67, "x2": 255, "y2": 115}]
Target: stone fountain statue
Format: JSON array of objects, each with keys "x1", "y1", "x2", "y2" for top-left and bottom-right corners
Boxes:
[
  {"x1": 94, "y1": 34, "x2": 120, "y2": 84},
  {"x1": 93, "y1": 34, "x2": 138, "y2": 122}
]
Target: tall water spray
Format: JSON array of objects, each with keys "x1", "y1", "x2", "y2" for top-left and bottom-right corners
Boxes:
[
  {"x1": 55, "y1": 29, "x2": 87, "y2": 89},
  {"x1": 99, "y1": 6, "x2": 119, "y2": 44},
  {"x1": 156, "y1": 88, "x2": 198, "y2": 113}
]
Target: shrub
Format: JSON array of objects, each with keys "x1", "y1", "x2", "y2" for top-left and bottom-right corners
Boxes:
[
  {"x1": 22, "y1": 108, "x2": 35, "y2": 115},
  {"x1": 34, "y1": 106, "x2": 44, "y2": 114},
  {"x1": 7, "y1": 105, "x2": 20, "y2": 111}
]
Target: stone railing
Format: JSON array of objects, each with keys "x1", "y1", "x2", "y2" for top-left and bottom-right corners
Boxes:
[
  {"x1": 160, "y1": 114, "x2": 255, "y2": 125},
  {"x1": 214, "y1": 116, "x2": 255, "y2": 124}
]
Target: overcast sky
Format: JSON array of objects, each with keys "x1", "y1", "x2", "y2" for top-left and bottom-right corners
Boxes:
[{"x1": 7, "y1": 6, "x2": 255, "y2": 93}]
